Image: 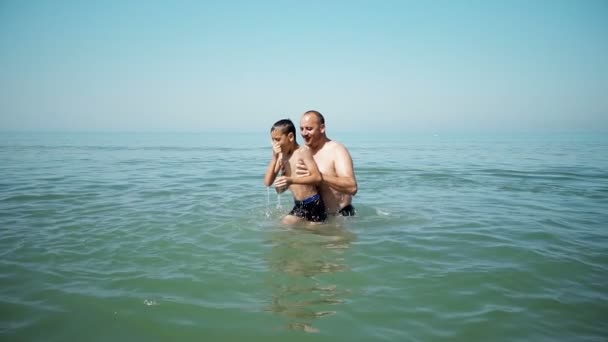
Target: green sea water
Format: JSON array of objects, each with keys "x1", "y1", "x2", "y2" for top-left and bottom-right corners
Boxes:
[{"x1": 1, "y1": 131, "x2": 607, "y2": 341}]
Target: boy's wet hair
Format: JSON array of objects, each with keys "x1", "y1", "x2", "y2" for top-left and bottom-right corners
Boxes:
[{"x1": 271, "y1": 119, "x2": 296, "y2": 138}]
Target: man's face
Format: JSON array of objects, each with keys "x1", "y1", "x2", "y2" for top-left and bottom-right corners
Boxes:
[{"x1": 299, "y1": 114, "x2": 324, "y2": 147}]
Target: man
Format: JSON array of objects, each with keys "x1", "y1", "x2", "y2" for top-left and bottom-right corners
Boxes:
[{"x1": 296, "y1": 110, "x2": 358, "y2": 216}]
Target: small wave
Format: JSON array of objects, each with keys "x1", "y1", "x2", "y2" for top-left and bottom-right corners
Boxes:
[
  {"x1": 143, "y1": 299, "x2": 159, "y2": 306},
  {"x1": 1, "y1": 193, "x2": 77, "y2": 202}
]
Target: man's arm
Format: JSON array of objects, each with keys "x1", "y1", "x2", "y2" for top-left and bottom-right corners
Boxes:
[
  {"x1": 296, "y1": 144, "x2": 358, "y2": 195},
  {"x1": 322, "y1": 144, "x2": 358, "y2": 195},
  {"x1": 274, "y1": 148, "x2": 322, "y2": 188},
  {"x1": 289, "y1": 148, "x2": 322, "y2": 185}
]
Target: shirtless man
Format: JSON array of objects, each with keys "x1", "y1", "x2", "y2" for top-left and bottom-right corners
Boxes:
[
  {"x1": 264, "y1": 118, "x2": 327, "y2": 224},
  {"x1": 296, "y1": 110, "x2": 358, "y2": 216}
]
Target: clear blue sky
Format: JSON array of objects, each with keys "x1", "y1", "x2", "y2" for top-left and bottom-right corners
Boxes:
[{"x1": 1, "y1": 0, "x2": 606, "y2": 132}]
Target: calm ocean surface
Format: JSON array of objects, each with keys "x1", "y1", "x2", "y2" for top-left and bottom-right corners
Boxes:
[{"x1": 1, "y1": 131, "x2": 607, "y2": 341}]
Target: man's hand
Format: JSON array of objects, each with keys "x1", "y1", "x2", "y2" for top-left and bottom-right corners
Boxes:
[{"x1": 295, "y1": 160, "x2": 311, "y2": 177}]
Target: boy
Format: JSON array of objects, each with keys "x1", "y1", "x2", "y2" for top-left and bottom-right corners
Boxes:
[{"x1": 264, "y1": 119, "x2": 327, "y2": 224}]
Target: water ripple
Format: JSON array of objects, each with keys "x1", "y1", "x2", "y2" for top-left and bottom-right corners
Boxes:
[{"x1": 1, "y1": 132, "x2": 607, "y2": 340}]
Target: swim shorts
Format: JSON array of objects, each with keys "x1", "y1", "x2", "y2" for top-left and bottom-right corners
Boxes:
[
  {"x1": 289, "y1": 193, "x2": 327, "y2": 222},
  {"x1": 338, "y1": 204, "x2": 356, "y2": 216}
]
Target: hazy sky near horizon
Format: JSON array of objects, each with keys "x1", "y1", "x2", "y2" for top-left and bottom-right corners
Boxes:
[{"x1": 1, "y1": 0, "x2": 607, "y2": 132}]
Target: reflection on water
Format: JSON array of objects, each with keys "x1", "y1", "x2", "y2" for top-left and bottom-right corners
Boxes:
[{"x1": 265, "y1": 223, "x2": 356, "y2": 333}]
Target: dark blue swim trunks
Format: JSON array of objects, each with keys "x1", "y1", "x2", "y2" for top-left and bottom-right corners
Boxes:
[
  {"x1": 289, "y1": 193, "x2": 327, "y2": 222},
  {"x1": 338, "y1": 204, "x2": 356, "y2": 216}
]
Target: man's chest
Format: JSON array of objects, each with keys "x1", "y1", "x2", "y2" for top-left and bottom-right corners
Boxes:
[{"x1": 313, "y1": 151, "x2": 336, "y2": 175}]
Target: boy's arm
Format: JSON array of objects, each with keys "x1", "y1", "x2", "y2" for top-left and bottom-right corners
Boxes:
[
  {"x1": 273, "y1": 155, "x2": 282, "y2": 174},
  {"x1": 273, "y1": 156, "x2": 288, "y2": 194},
  {"x1": 264, "y1": 144, "x2": 288, "y2": 193},
  {"x1": 264, "y1": 153, "x2": 280, "y2": 187},
  {"x1": 264, "y1": 140, "x2": 284, "y2": 187}
]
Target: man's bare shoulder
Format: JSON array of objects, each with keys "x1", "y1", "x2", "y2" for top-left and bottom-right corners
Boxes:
[{"x1": 324, "y1": 140, "x2": 349, "y2": 153}]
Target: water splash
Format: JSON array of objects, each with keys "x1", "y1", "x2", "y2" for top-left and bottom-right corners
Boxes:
[
  {"x1": 266, "y1": 187, "x2": 271, "y2": 218},
  {"x1": 265, "y1": 186, "x2": 283, "y2": 217}
]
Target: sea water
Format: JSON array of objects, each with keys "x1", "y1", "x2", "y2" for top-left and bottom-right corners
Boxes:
[{"x1": 1, "y1": 131, "x2": 607, "y2": 341}]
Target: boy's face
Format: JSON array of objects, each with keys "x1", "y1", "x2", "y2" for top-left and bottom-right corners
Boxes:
[{"x1": 271, "y1": 130, "x2": 292, "y2": 151}]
